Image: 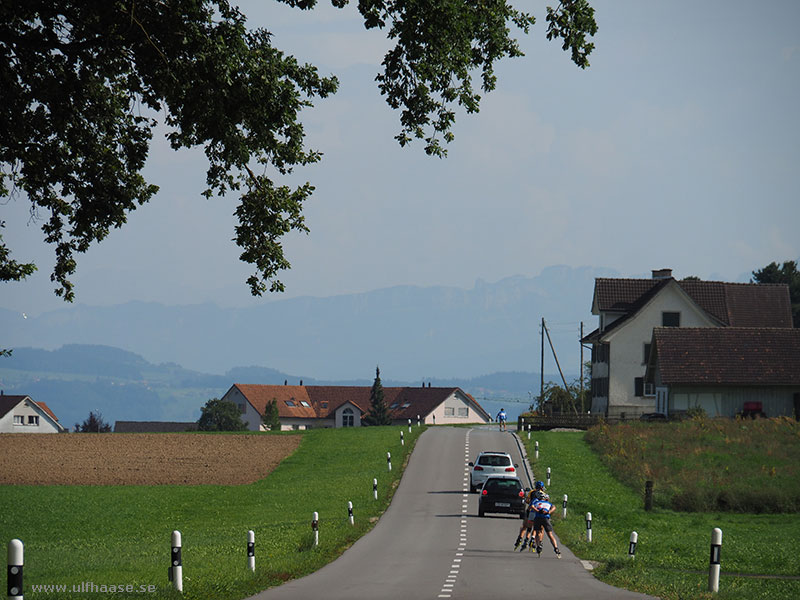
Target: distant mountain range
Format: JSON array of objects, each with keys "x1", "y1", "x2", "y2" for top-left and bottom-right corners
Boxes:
[
  {"x1": 0, "y1": 265, "x2": 611, "y2": 379},
  {"x1": 0, "y1": 344, "x2": 566, "y2": 429},
  {"x1": 0, "y1": 265, "x2": 616, "y2": 427}
]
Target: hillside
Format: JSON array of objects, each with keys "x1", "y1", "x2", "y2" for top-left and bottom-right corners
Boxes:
[{"x1": 0, "y1": 344, "x2": 566, "y2": 429}]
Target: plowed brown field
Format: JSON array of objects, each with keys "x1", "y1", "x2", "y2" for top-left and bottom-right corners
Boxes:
[{"x1": 0, "y1": 433, "x2": 302, "y2": 485}]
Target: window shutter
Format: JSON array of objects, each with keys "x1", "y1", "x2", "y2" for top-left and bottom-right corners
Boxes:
[{"x1": 634, "y1": 377, "x2": 644, "y2": 397}]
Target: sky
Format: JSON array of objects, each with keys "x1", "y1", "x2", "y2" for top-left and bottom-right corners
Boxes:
[{"x1": 2, "y1": 0, "x2": 799, "y2": 319}]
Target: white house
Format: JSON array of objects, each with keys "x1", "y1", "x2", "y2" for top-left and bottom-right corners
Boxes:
[
  {"x1": 0, "y1": 394, "x2": 67, "y2": 433},
  {"x1": 220, "y1": 384, "x2": 492, "y2": 431},
  {"x1": 582, "y1": 269, "x2": 793, "y2": 419}
]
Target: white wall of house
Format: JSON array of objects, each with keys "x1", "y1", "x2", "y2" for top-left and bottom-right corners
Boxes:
[
  {"x1": 0, "y1": 398, "x2": 63, "y2": 433},
  {"x1": 334, "y1": 403, "x2": 362, "y2": 428},
  {"x1": 602, "y1": 283, "x2": 718, "y2": 418},
  {"x1": 427, "y1": 391, "x2": 490, "y2": 425},
  {"x1": 220, "y1": 386, "x2": 263, "y2": 431},
  {"x1": 668, "y1": 386, "x2": 799, "y2": 418}
]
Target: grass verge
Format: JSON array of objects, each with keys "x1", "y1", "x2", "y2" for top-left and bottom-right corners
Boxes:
[
  {"x1": 522, "y1": 430, "x2": 800, "y2": 600},
  {"x1": 0, "y1": 425, "x2": 423, "y2": 599}
]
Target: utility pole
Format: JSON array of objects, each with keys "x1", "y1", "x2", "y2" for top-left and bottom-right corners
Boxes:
[
  {"x1": 540, "y1": 317, "x2": 545, "y2": 412},
  {"x1": 580, "y1": 321, "x2": 585, "y2": 402}
]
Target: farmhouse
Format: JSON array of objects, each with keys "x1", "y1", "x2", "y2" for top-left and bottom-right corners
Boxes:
[
  {"x1": 582, "y1": 269, "x2": 793, "y2": 419},
  {"x1": 645, "y1": 327, "x2": 800, "y2": 418},
  {"x1": 221, "y1": 384, "x2": 492, "y2": 431},
  {"x1": 0, "y1": 394, "x2": 66, "y2": 433}
]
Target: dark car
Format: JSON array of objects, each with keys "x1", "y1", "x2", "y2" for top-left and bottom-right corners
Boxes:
[
  {"x1": 639, "y1": 412, "x2": 668, "y2": 422},
  {"x1": 478, "y1": 476, "x2": 526, "y2": 518}
]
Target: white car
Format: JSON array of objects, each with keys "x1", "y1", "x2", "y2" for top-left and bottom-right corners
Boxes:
[{"x1": 469, "y1": 451, "x2": 518, "y2": 492}]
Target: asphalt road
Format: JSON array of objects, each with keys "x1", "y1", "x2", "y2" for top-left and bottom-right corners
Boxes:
[{"x1": 249, "y1": 427, "x2": 658, "y2": 600}]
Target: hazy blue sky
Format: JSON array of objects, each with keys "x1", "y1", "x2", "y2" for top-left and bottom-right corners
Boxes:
[{"x1": 2, "y1": 0, "x2": 798, "y2": 318}]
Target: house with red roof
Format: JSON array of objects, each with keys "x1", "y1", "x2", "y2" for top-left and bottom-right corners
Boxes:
[
  {"x1": 582, "y1": 268, "x2": 794, "y2": 419},
  {"x1": 220, "y1": 384, "x2": 491, "y2": 431},
  {"x1": 645, "y1": 327, "x2": 800, "y2": 418},
  {"x1": 0, "y1": 393, "x2": 67, "y2": 433}
]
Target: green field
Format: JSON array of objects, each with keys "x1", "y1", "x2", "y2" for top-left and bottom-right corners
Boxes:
[
  {"x1": 523, "y1": 424, "x2": 800, "y2": 600},
  {"x1": 0, "y1": 426, "x2": 423, "y2": 599}
]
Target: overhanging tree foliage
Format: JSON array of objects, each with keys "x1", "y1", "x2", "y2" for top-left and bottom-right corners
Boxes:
[{"x1": 1, "y1": 1, "x2": 596, "y2": 301}]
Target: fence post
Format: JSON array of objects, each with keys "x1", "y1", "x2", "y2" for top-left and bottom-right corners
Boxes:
[
  {"x1": 644, "y1": 480, "x2": 654, "y2": 511},
  {"x1": 247, "y1": 530, "x2": 255, "y2": 573},
  {"x1": 585, "y1": 513, "x2": 592, "y2": 543},
  {"x1": 312, "y1": 512, "x2": 319, "y2": 547},
  {"x1": 562, "y1": 494, "x2": 568, "y2": 518},
  {"x1": 170, "y1": 530, "x2": 183, "y2": 593},
  {"x1": 709, "y1": 528, "x2": 722, "y2": 593},
  {"x1": 348, "y1": 501, "x2": 354, "y2": 526},
  {"x1": 7, "y1": 539, "x2": 23, "y2": 600},
  {"x1": 628, "y1": 531, "x2": 638, "y2": 559},
  {"x1": 373, "y1": 478, "x2": 378, "y2": 500}
]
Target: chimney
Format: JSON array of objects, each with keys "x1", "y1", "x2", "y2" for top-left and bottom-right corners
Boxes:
[
  {"x1": 652, "y1": 268, "x2": 673, "y2": 280},
  {"x1": 300, "y1": 380, "x2": 303, "y2": 386},
  {"x1": 284, "y1": 380, "x2": 287, "y2": 385}
]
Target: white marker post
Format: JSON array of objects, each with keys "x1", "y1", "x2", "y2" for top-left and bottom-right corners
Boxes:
[
  {"x1": 401, "y1": 431, "x2": 404, "y2": 446},
  {"x1": 247, "y1": 530, "x2": 255, "y2": 573},
  {"x1": 408, "y1": 419, "x2": 411, "y2": 433},
  {"x1": 586, "y1": 513, "x2": 592, "y2": 543},
  {"x1": 546, "y1": 467, "x2": 551, "y2": 487},
  {"x1": 348, "y1": 502, "x2": 354, "y2": 526},
  {"x1": 417, "y1": 414, "x2": 420, "y2": 427},
  {"x1": 387, "y1": 452, "x2": 392, "y2": 472},
  {"x1": 373, "y1": 478, "x2": 378, "y2": 500},
  {"x1": 535, "y1": 441, "x2": 539, "y2": 460},
  {"x1": 709, "y1": 528, "x2": 722, "y2": 593},
  {"x1": 170, "y1": 530, "x2": 183, "y2": 593},
  {"x1": 527, "y1": 425, "x2": 531, "y2": 440},
  {"x1": 629, "y1": 531, "x2": 638, "y2": 559},
  {"x1": 312, "y1": 512, "x2": 319, "y2": 547},
  {"x1": 562, "y1": 494, "x2": 568, "y2": 519},
  {"x1": 8, "y1": 539, "x2": 23, "y2": 600}
]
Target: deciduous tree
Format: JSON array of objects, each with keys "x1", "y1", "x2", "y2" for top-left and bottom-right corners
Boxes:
[
  {"x1": 1, "y1": 1, "x2": 596, "y2": 301},
  {"x1": 198, "y1": 398, "x2": 247, "y2": 431}
]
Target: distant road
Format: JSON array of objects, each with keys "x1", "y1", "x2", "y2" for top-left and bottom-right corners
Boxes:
[{"x1": 249, "y1": 427, "x2": 657, "y2": 600}]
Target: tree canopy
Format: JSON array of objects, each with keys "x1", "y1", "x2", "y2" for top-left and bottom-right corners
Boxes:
[
  {"x1": 75, "y1": 410, "x2": 112, "y2": 433},
  {"x1": 197, "y1": 397, "x2": 247, "y2": 431},
  {"x1": 752, "y1": 260, "x2": 800, "y2": 327},
  {"x1": 1, "y1": 0, "x2": 596, "y2": 301}
]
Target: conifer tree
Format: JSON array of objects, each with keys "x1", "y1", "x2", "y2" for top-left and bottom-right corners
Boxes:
[
  {"x1": 262, "y1": 399, "x2": 281, "y2": 431},
  {"x1": 365, "y1": 366, "x2": 392, "y2": 426}
]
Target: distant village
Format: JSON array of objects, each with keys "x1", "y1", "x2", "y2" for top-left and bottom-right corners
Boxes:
[{"x1": 3, "y1": 268, "x2": 799, "y2": 434}]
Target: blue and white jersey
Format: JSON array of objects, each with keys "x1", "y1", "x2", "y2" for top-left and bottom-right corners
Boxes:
[
  {"x1": 531, "y1": 499, "x2": 554, "y2": 518},
  {"x1": 497, "y1": 410, "x2": 507, "y2": 421}
]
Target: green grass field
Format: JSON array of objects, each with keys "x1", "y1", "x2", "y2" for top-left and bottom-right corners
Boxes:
[
  {"x1": 522, "y1": 426, "x2": 800, "y2": 600},
  {"x1": 0, "y1": 425, "x2": 423, "y2": 599}
]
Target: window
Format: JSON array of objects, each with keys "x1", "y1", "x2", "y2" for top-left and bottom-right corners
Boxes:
[
  {"x1": 593, "y1": 343, "x2": 609, "y2": 364},
  {"x1": 27, "y1": 415, "x2": 39, "y2": 425},
  {"x1": 321, "y1": 402, "x2": 328, "y2": 409},
  {"x1": 389, "y1": 403, "x2": 399, "y2": 409},
  {"x1": 458, "y1": 407, "x2": 468, "y2": 417},
  {"x1": 284, "y1": 400, "x2": 296, "y2": 407},
  {"x1": 401, "y1": 402, "x2": 411, "y2": 408},
  {"x1": 643, "y1": 343, "x2": 651, "y2": 364},
  {"x1": 662, "y1": 312, "x2": 680, "y2": 327},
  {"x1": 13, "y1": 415, "x2": 24, "y2": 425},
  {"x1": 300, "y1": 401, "x2": 310, "y2": 407},
  {"x1": 635, "y1": 377, "x2": 655, "y2": 397},
  {"x1": 342, "y1": 407, "x2": 354, "y2": 427},
  {"x1": 444, "y1": 407, "x2": 455, "y2": 416}
]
